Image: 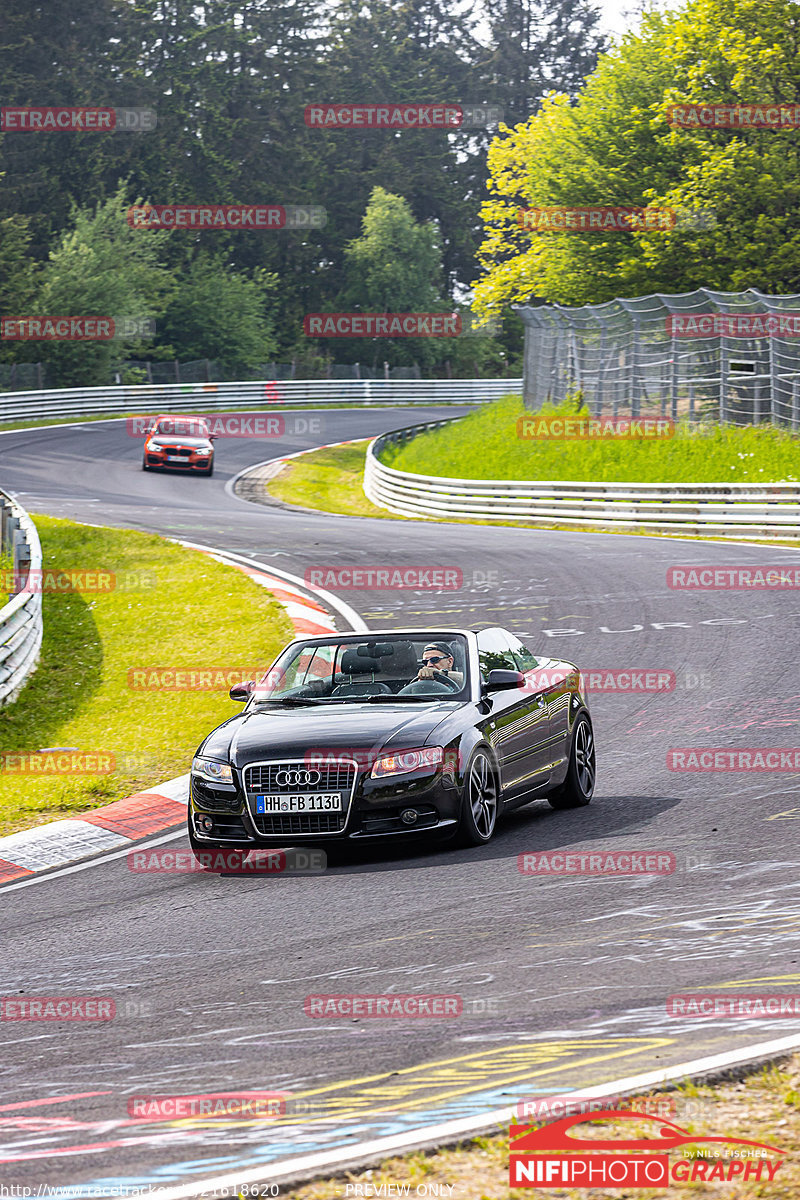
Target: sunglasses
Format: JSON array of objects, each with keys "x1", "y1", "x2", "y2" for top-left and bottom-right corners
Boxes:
[{"x1": 422, "y1": 654, "x2": 450, "y2": 665}]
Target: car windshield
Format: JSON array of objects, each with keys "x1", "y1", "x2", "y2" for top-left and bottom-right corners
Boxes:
[
  {"x1": 252, "y1": 635, "x2": 470, "y2": 703},
  {"x1": 152, "y1": 418, "x2": 209, "y2": 438}
]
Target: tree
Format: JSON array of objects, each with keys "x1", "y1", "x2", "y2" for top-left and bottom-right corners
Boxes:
[
  {"x1": 331, "y1": 187, "x2": 451, "y2": 369},
  {"x1": 31, "y1": 184, "x2": 174, "y2": 386},
  {"x1": 474, "y1": 0, "x2": 800, "y2": 313},
  {"x1": 155, "y1": 257, "x2": 279, "y2": 369},
  {"x1": 479, "y1": 0, "x2": 605, "y2": 126}
]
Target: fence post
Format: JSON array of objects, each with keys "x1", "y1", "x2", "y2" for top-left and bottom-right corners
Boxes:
[
  {"x1": 719, "y1": 339, "x2": 729, "y2": 425},
  {"x1": 792, "y1": 378, "x2": 800, "y2": 432}
]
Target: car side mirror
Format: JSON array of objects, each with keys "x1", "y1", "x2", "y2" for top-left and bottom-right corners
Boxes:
[
  {"x1": 229, "y1": 680, "x2": 255, "y2": 702},
  {"x1": 209, "y1": 434, "x2": 217, "y2": 441},
  {"x1": 484, "y1": 669, "x2": 525, "y2": 692}
]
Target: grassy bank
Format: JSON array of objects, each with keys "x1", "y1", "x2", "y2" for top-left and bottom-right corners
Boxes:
[
  {"x1": 279, "y1": 1056, "x2": 800, "y2": 1199},
  {"x1": 269, "y1": 441, "x2": 397, "y2": 518},
  {"x1": 0, "y1": 515, "x2": 293, "y2": 836},
  {"x1": 380, "y1": 395, "x2": 800, "y2": 483}
]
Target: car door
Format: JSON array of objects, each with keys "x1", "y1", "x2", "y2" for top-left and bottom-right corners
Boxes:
[
  {"x1": 507, "y1": 633, "x2": 571, "y2": 778},
  {"x1": 476, "y1": 628, "x2": 550, "y2": 797}
]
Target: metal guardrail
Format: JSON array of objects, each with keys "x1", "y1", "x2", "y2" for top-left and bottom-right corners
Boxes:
[
  {"x1": 364, "y1": 419, "x2": 800, "y2": 538},
  {"x1": 0, "y1": 492, "x2": 43, "y2": 706},
  {"x1": 0, "y1": 378, "x2": 521, "y2": 423}
]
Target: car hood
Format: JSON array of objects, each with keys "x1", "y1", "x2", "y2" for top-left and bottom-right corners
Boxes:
[
  {"x1": 149, "y1": 435, "x2": 211, "y2": 446},
  {"x1": 199, "y1": 700, "x2": 460, "y2": 766}
]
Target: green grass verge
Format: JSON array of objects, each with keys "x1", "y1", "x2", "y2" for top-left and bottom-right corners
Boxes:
[
  {"x1": 0, "y1": 515, "x2": 293, "y2": 837},
  {"x1": 380, "y1": 394, "x2": 800, "y2": 484},
  {"x1": 269, "y1": 441, "x2": 400, "y2": 519}
]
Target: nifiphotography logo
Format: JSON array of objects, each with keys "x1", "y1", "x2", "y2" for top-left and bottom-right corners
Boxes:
[{"x1": 509, "y1": 1109, "x2": 785, "y2": 1187}]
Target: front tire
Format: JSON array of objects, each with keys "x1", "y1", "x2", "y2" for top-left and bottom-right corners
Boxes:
[
  {"x1": 547, "y1": 715, "x2": 595, "y2": 809},
  {"x1": 141, "y1": 459, "x2": 150, "y2": 471},
  {"x1": 456, "y1": 749, "x2": 499, "y2": 846}
]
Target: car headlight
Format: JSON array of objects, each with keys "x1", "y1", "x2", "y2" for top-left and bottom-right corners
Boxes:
[
  {"x1": 147, "y1": 440, "x2": 165, "y2": 450},
  {"x1": 370, "y1": 746, "x2": 443, "y2": 779},
  {"x1": 195, "y1": 447, "x2": 211, "y2": 455},
  {"x1": 192, "y1": 757, "x2": 233, "y2": 784}
]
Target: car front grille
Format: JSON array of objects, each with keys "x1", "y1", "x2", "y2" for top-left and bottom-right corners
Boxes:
[
  {"x1": 251, "y1": 812, "x2": 346, "y2": 835},
  {"x1": 166, "y1": 447, "x2": 193, "y2": 457},
  {"x1": 243, "y1": 761, "x2": 356, "y2": 836}
]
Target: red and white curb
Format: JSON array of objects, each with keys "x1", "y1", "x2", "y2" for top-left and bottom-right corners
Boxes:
[{"x1": 0, "y1": 546, "x2": 361, "y2": 886}]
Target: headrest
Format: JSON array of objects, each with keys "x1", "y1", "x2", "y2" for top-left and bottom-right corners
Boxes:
[{"x1": 341, "y1": 649, "x2": 380, "y2": 674}]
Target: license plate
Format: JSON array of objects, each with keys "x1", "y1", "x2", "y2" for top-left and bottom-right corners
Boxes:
[
  {"x1": 166, "y1": 454, "x2": 186, "y2": 461},
  {"x1": 255, "y1": 793, "x2": 342, "y2": 814}
]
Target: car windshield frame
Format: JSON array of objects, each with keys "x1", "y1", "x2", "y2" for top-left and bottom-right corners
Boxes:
[{"x1": 250, "y1": 633, "x2": 471, "y2": 705}]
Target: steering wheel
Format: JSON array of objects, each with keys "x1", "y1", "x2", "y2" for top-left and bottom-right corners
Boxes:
[{"x1": 426, "y1": 669, "x2": 460, "y2": 693}]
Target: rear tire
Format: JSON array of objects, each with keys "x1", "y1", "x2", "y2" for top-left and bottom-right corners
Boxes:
[
  {"x1": 547, "y1": 715, "x2": 595, "y2": 809},
  {"x1": 456, "y1": 749, "x2": 499, "y2": 846}
]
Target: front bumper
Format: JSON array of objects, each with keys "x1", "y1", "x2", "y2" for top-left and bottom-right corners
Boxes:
[
  {"x1": 145, "y1": 450, "x2": 213, "y2": 471},
  {"x1": 189, "y1": 763, "x2": 461, "y2": 846}
]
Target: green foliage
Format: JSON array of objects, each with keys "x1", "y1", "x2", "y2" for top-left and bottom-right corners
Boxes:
[
  {"x1": 156, "y1": 258, "x2": 279, "y2": 369},
  {"x1": 30, "y1": 184, "x2": 174, "y2": 386},
  {"x1": 475, "y1": 0, "x2": 800, "y2": 313},
  {"x1": 334, "y1": 187, "x2": 451, "y2": 369}
]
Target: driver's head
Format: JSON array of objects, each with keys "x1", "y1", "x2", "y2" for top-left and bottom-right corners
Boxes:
[{"x1": 422, "y1": 641, "x2": 454, "y2": 673}]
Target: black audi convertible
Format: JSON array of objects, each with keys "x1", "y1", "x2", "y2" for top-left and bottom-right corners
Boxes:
[{"x1": 188, "y1": 627, "x2": 595, "y2": 857}]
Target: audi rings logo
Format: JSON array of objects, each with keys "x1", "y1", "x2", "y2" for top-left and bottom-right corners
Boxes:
[{"x1": 275, "y1": 769, "x2": 320, "y2": 788}]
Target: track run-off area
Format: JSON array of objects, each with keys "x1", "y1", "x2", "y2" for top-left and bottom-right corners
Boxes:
[{"x1": 1, "y1": 406, "x2": 800, "y2": 1193}]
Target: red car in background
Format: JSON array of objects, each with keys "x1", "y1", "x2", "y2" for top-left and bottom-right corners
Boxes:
[{"x1": 141, "y1": 414, "x2": 216, "y2": 476}]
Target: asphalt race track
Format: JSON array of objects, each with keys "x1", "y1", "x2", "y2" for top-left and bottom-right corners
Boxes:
[{"x1": 1, "y1": 407, "x2": 800, "y2": 1191}]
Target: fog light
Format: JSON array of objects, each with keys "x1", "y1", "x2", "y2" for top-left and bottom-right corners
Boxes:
[
  {"x1": 199, "y1": 816, "x2": 214, "y2": 831},
  {"x1": 400, "y1": 808, "x2": 418, "y2": 826}
]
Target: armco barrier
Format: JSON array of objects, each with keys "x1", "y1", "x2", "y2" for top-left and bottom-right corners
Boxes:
[
  {"x1": 0, "y1": 492, "x2": 43, "y2": 706},
  {"x1": 363, "y1": 419, "x2": 800, "y2": 538},
  {"x1": 0, "y1": 378, "x2": 520, "y2": 422}
]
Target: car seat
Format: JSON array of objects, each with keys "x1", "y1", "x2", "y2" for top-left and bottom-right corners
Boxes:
[{"x1": 330, "y1": 649, "x2": 392, "y2": 697}]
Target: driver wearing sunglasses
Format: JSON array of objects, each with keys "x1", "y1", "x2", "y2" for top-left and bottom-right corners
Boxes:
[{"x1": 415, "y1": 641, "x2": 464, "y2": 687}]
